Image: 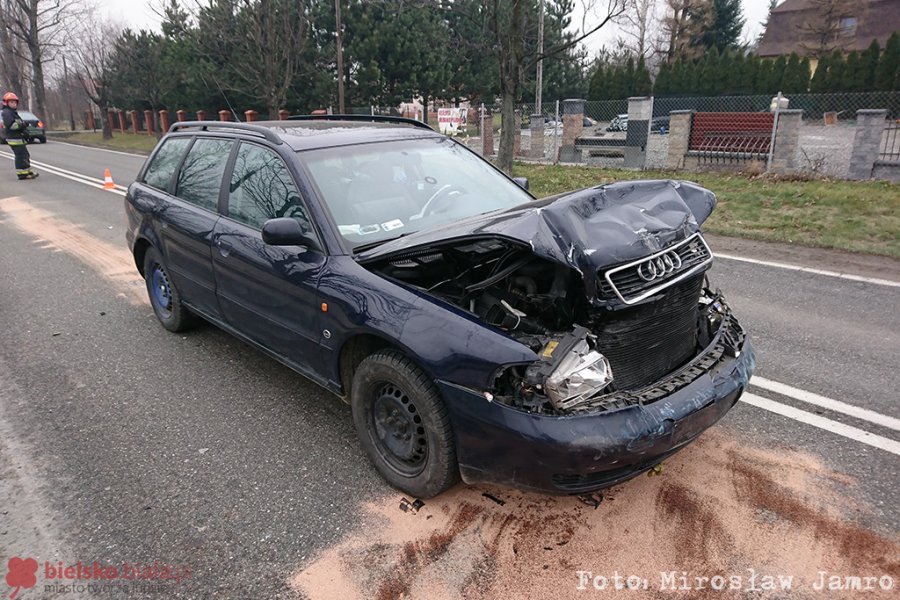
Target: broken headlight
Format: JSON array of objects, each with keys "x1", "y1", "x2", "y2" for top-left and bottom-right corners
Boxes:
[{"x1": 544, "y1": 340, "x2": 613, "y2": 410}]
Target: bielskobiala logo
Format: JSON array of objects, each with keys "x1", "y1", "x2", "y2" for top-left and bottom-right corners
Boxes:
[{"x1": 5, "y1": 557, "x2": 38, "y2": 599}]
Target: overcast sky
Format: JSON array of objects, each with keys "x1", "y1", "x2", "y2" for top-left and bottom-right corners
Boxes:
[{"x1": 96, "y1": 0, "x2": 774, "y2": 56}]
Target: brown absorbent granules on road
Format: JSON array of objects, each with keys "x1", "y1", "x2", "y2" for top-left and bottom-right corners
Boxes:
[{"x1": 291, "y1": 429, "x2": 899, "y2": 600}]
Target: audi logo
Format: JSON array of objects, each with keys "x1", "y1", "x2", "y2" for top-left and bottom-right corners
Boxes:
[{"x1": 636, "y1": 251, "x2": 683, "y2": 281}]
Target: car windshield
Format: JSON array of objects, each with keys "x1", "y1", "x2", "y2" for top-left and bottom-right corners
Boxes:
[
  {"x1": 18, "y1": 111, "x2": 37, "y2": 120},
  {"x1": 301, "y1": 137, "x2": 534, "y2": 249}
]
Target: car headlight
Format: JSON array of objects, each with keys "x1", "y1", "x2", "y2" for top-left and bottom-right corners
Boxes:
[{"x1": 544, "y1": 340, "x2": 613, "y2": 410}]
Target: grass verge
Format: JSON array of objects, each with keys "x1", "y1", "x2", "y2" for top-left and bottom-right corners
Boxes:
[
  {"x1": 515, "y1": 163, "x2": 900, "y2": 259},
  {"x1": 57, "y1": 132, "x2": 157, "y2": 154}
]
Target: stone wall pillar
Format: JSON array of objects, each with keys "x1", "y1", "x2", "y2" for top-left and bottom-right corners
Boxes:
[
  {"x1": 278, "y1": 109, "x2": 290, "y2": 120},
  {"x1": 159, "y1": 110, "x2": 170, "y2": 133},
  {"x1": 117, "y1": 109, "x2": 126, "y2": 133},
  {"x1": 86, "y1": 110, "x2": 95, "y2": 130},
  {"x1": 769, "y1": 109, "x2": 802, "y2": 175},
  {"x1": 481, "y1": 110, "x2": 494, "y2": 157},
  {"x1": 129, "y1": 110, "x2": 140, "y2": 133},
  {"x1": 218, "y1": 109, "x2": 231, "y2": 122},
  {"x1": 244, "y1": 110, "x2": 258, "y2": 122},
  {"x1": 530, "y1": 113, "x2": 545, "y2": 159},
  {"x1": 665, "y1": 110, "x2": 693, "y2": 169},
  {"x1": 143, "y1": 109, "x2": 154, "y2": 135},
  {"x1": 848, "y1": 109, "x2": 888, "y2": 180},
  {"x1": 624, "y1": 96, "x2": 652, "y2": 168},
  {"x1": 558, "y1": 99, "x2": 585, "y2": 162},
  {"x1": 176, "y1": 109, "x2": 187, "y2": 122}
]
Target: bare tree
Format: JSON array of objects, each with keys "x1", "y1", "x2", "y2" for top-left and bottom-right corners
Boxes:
[
  {"x1": 0, "y1": 1, "x2": 30, "y2": 105},
  {"x1": 5, "y1": 0, "x2": 82, "y2": 121},
  {"x1": 659, "y1": 0, "x2": 712, "y2": 61},
  {"x1": 796, "y1": 0, "x2": 862, "y2": 58},
  {"x1": 617, "y1": 0, "x2": 660, "y2": 59},
  {"x1": 69, "y1": 15, "x2": 120, "y2": 139}
]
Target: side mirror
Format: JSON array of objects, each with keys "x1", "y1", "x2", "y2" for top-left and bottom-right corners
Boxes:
[
  {"x1": 513, "y1": 177, "x2": 529, "y2": 191},
  {"x1": 261, "y1": 217, "x2": 319, "y2": 250}
]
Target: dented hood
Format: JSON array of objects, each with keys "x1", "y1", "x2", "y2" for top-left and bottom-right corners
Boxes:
[{"x1": 357, "y1": 179, "x2": 716, "y2": 286}]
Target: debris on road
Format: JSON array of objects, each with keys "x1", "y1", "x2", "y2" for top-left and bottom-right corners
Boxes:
[{"x1": 481, "y1": 492, "x2": 505, "y2": 506}]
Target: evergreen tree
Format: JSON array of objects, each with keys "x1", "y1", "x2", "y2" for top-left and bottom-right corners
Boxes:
[
  {"x1": 782, "y1": 52, "x2": 803, "y2": 93},
  {"x1": 809, "y1": 54, "x2": 830, "y2": 93},
  {"x1": 698, "y1": 0, "x2": 745, "y2": 53},
  {"x1": 634, "y1": 56, "x2": 652, "y2": 96},
  {"x1": 843, "y1": 51, "x2": 863, "y2": 92},
  {"x1": 826, "y1": 50, "x2": 846, "y2": 92},
  {"x1": 654, "y1": 61, "x2": 672, "y2": 96},
  {"x1": 771, "y1": 55, "x2": 787, "y2": 93},
  {"x1": 875, "y1": 32, "x2": 900, "y2": 91},
  {"x1": 798, "y1": 57, "x2": 812, "y2": 93},
  {"x1": 861, "y1": 39, "x2": 881, "y2": 90}
]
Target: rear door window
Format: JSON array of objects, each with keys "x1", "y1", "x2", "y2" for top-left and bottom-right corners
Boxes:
[
  {"x1": 227, "y1": 142, "x2": 312, "y2": 233},
  {"x1": 143, "y1": 137, "x2": 191, "y2": 191},
  {"x1": 175, "y1": 138, "x2": 234, "y2": 211}
]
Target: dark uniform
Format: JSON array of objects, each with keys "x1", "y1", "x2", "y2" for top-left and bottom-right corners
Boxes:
[{"x1": 1, "y1": 100, "x2": 37, "y2": 179}]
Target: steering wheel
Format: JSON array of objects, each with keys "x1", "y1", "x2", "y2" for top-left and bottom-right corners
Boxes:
[{"x1": 418, "y1": 184, "x2": 464, "y2": 218}]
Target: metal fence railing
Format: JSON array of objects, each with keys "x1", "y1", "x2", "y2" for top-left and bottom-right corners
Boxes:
[{"x1": 879, "y1": 122, "x2": 900, "y2": 163}]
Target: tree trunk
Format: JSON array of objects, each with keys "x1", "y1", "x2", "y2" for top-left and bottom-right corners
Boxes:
[
  {"x1": 497, "y1": 85, "x2": 517, "y2": 173},
  {"x1": 25, "y1": 7, "x2": 47, "y2": 119},
  {"x1": 0, "y1": 23, "x2": 27, "y2": 106},
  {"x1": 101, "y1": 102, "x2": 113, "y2": 140}
]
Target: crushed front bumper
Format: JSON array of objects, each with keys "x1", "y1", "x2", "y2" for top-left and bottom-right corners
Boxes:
[{"x1": 438, "y1": 318, "x2": 755, "y2": 494}]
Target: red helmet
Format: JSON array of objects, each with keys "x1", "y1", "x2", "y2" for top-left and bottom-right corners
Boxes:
[{"x1": 3, "y1": 92, "x2": 19, "y2": 103}]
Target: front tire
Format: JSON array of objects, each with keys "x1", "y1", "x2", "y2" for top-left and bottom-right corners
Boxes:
[
  {"x1": 351, "y1": 350, "x2": 458, "y2": 498},
  {"x1": 143, "y1": 247, "x2": 195, "y2": 332}
]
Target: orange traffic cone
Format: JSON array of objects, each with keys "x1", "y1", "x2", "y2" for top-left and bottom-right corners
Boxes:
[{"x1": 103, "y1": 168, "x2": 116, "y2": 190}]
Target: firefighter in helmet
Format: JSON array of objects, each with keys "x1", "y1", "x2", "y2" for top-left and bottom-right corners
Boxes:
[{"x1": 1, "y1": 92, "x2": 38, "y2": 180}]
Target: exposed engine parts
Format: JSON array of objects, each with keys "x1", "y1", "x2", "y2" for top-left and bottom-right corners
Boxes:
[{"x1": 367, "y1": 236, "x2": 741, "y2": 416}]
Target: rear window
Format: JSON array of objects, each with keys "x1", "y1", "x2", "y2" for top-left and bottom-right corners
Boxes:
[
  {"x1": 175, "y1": 138, "x2": 234, "y2": 211},
  {"x1": 143, "y1": 137, "x2": 191, "y2": 191}
]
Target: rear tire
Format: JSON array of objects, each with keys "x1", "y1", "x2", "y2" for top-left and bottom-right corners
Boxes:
[
  {"x1": 143, "y1": 247, "x2": 195, "y2": 332},
  {"x1": 351, "y1": 350, "x2": 458, "y2": 498}
]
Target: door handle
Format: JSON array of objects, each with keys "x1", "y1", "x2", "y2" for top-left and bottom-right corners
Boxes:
[{"x1": 216, "y1": 239, "x2": 231, "y2": 258}]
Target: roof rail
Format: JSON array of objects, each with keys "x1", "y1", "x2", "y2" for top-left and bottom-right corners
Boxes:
[
  {"x1": 286, "y1": 114, "x2": 434, "y2": 131},
  {"x1": 168, "y1": 121, "x2": 282, "y2": 145}
]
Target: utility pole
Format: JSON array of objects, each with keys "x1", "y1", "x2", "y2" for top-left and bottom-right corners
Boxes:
[
  {"x1": 62, "y1": 55, "x2": 75, "y2": 131},
  {"x1": 535, "y1": 0, "x2": 545, "y2": 115},
  {"x1": 335, "y1": 0, "x2": 345, "y2": 114}
]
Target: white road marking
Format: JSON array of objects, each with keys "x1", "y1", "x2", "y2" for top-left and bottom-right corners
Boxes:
[
  {"x1": 741, "y1": 392, "x2": 900, "y2": 456},
  {"x1": 715, "y1": 252, "x2": 900, "y2": 288},
  {"x1": 47, "y1": 139, "x2": 148, "y2": 158},
  {"x1": 0, "y1": 151, "x2": 127, "y2": 196},
  {"x1": 751, "y1": 377, "x2": 900, "y2": 432},
  {"x1": 7, "y1": 153, "x2": 129, "y2": 191}
]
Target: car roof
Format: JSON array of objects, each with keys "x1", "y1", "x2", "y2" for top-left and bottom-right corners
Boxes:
[{"x1": 173, "y1": 119, "x2": 445, "y2": 152}]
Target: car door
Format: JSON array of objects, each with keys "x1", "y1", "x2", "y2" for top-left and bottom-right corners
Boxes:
[
  {"x1": 159, "y1": 137, "x2": 235, "y2": 319},
  {"x1": 212, "y1": 140, "x2": 326, "y2": 374}
]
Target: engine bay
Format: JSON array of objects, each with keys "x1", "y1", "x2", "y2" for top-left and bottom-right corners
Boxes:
[{"x1": 366, "y1": 237, "x2": 731, "y2": 415}]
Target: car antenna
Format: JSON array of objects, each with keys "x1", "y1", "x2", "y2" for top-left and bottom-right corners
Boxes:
[{"x1": 202, "y1": 71, "x2": 241, "y2": 122}]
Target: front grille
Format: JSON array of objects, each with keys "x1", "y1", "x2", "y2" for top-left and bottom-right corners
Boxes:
[
  {"x1": 599, "y1": 234, "x2": 712, "y2": 304},
  {"x1": 594, "y1": 275, "x2": 703, "y2": 390}
]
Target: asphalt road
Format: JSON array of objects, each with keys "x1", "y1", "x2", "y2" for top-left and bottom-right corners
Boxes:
[{"x1": 0, "y1": 140, "x2": 898, "y2": 599}]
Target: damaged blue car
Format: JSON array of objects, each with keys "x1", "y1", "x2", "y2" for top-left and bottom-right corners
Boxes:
[{"x1": 125, "y1": 116, "x2": 755, "y2": 498}]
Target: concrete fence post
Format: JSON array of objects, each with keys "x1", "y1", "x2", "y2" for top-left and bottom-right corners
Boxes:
[
  {"x1": 129, "y1": 110, "x2": 140, "y2": 133},
  {"x1": 159, "y1": 110, "x2": 170, "y2": 133},
  {"x1": 481, "y1": 109, "x2": 494, "y2": 157},
  {"x1": 513, "y1": 109, "x2": 522, "y2": 157},
  {"x1": 196, "y1": 109, "x2": 208, "y2": 121},
  {"x1": 769, "y1": 109, "x2": 802, "y2": 175},
  {"x1": 848, "y1": 109, "x2": 888, "y2": 180},
  {"x1": 624, "y1": 96, "x2": 652, "y2": 169},
  {"x1": 176, "y1": 109, "x2": 187, "y2": 123},
  {"x1": 530, "y1": 113, "x2": 545, "y2": 159},
  {"x1": 666, "y1": 110, "x2": 693, "y2": 170},
  {"x1": 117, "y1": 109, "x2": 126, "y2": 133},
  {"x1": 558, "y1": 99, "x2": 585, "y2": 163},
  {"x1": 244, "y1": 110, "x2": 258, "y2": 122},
  {"x1": 278, "y1": 109, "x2": 290, "y2": 120},
  {"x1": 143, "y1": 110, "x2": 154, "y2": 135}
]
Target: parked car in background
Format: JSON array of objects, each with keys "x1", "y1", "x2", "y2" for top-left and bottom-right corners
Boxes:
[
  {"x1": 126, "y1": 116, "x2": 754, "y2": 498},
  {"x1": 606, "y1": 114, "x2": 628, "y2": 132},
  {"x1": 652, "y1": 116, "x2": 670, "y2": 134},
  {"x1": 0, "y1": 110, "x2": 46, "y2": 144}
]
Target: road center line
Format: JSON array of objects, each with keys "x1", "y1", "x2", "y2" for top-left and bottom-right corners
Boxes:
[
  {"x1": 751, "y1": 376, "x2": 900, "y2": 432},
  {"x1": 0, "y1": 151, "x2": 126, "y2": 196},
  {"x1": 741, "y1": 392, "x2": 900, "y2": 456},
  {"x1": 715, "y1": 252, "x2": 900, "y2": 288}
]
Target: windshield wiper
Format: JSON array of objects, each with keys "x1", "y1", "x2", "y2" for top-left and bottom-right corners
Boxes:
[{"x1": 352, "y1": 233, "x2": 411, "y2": 254}]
